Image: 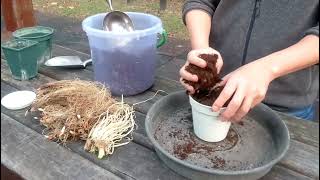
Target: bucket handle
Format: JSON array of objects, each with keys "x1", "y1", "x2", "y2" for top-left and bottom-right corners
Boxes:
[{"x1": 157, "y1": 29, "x2": 168, "y2": 48}]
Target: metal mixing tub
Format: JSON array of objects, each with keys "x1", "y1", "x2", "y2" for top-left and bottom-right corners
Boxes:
[{"x1": 145, "y1": 91, "x2": 290, "y2": 180}]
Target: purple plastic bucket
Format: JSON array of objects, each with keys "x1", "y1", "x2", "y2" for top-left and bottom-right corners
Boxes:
[{"x1": 82, "y1": 12, "x2": 166, "y2": 96}]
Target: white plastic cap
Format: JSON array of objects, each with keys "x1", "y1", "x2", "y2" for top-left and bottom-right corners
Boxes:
[{"x1": 1, "y1": 91, "x2": 36, "y2": 110}]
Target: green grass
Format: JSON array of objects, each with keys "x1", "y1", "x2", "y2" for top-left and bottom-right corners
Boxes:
[{"x1": 32, "y1": 0, "x2": 188, "y2": 40}]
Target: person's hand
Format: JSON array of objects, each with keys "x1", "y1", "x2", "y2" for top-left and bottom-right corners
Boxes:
[
  {"x1": 212, "y1": 60, "x2": 275, "y2": 122},
  {"x1": 179, "y1": 48, "x2": 223, "y2": 94}
]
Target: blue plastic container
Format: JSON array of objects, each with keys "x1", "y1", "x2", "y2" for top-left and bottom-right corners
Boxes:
[{"x1": 82, "y1": 12, "x2": 167, "y2": 96}]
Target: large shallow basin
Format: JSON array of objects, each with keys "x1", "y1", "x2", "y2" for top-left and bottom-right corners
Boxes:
[{"x1": 145, "y1": 91, "x2": 290, "y2": 180}]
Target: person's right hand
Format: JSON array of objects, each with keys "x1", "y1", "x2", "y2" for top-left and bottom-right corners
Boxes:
[{"x1": 179, "y1": 48, "x2": 224, "y2": 94}]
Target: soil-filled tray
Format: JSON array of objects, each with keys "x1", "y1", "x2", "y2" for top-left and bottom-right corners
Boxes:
[{"x1": 145, "y1": 91, "x2": 290, "y2": 180}]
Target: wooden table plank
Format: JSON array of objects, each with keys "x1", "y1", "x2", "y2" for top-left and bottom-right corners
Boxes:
[
  {"x1": 1, "y1": 113, "x2": 121, "y2": 180},
  {"x1": 279, "y1": 140, "x2": 319, "y2": 178},
  {"x1": 277, "y1": 112, "x2": 319, "y2": 148},
  {"x1": 156, "y1": 58, "x2": 186, "y2": 82},
  {"x1": 1, "y1": 61, "x2": 55, "y2": 91},
  {"x1": 1, "y1": 82, "x2": 185, "y2": 180},
  {"x1": 261, "y1": 165, "x2": 313, "y2": 180}
]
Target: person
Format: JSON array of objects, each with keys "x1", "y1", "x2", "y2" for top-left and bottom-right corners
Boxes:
[{"x1": 179, "y1": 0, "x2": 319, "y2": 121}]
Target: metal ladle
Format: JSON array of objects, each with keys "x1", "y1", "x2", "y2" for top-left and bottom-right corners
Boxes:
[{"x1": 102, "y1": 0, "x2": 134, "y2": 32}]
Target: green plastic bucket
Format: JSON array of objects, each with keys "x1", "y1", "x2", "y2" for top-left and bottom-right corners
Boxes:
[
  {"x1": 1, "y1": 39, "x2": 40, "y2": 80},
  {"x1": 12, "y1": 26, "x2": 54, "y2": 65}
]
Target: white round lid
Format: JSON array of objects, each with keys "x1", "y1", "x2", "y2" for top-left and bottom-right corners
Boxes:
[{"x1": 1, "y1": 91, "x2": 36, "y2": 110}]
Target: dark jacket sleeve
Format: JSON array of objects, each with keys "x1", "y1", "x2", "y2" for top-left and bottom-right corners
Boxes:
[
  {"x1": 305, "y1": 22, "x2": 319, "y2": 37},
  {"x1": 182, "y1": 0, "x2": 220, "y2": 25}
]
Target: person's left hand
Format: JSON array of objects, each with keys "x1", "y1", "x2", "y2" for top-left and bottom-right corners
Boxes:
[{"x1": 212, "y1": 59, "x2": 275, "y2": 122}]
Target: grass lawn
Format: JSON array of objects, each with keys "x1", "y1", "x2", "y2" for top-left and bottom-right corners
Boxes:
[{"x1": 32, "y1": 0, "x2": 188, "y2": 40}]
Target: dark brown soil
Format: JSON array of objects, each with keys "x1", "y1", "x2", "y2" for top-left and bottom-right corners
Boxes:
[
  {"x1": 184, "y1": 54, "x2": 221, "y2": 92},
  {"x1": 173, "y1": 128, "x2": 239, "y2": 162},
  {"x1": 183, "y1": 54, "x2": 230, "y2": 106}
]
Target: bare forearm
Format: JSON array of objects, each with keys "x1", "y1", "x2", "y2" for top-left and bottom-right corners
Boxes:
[
  {"x1": 259, "y1": 35, "x2": 319, "y2": 80},
  {"x1": 185, "y1": 10, "x2": 212, "y2": 50}
]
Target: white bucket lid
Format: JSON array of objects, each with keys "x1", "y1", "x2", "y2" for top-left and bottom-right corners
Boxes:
[{"x1": 1, "y1": 91, "x2": 36, "y2": 110}]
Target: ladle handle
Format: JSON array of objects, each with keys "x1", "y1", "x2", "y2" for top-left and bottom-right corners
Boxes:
[{"x1": 107, "y1": 0, "x2": 113, "y2": 11}]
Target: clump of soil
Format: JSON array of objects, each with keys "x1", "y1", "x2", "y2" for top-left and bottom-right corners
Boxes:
[
  {"x1": 184, "y1": 54, "x2": 221, "y2": 92},
  {"x1": 183, "y1": 54, "x2": 230, "y2": 106}
]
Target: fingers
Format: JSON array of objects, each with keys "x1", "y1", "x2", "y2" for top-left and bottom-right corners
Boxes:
[
  {"x1": 212, "y1": 79, "x2": 237, "y2": 112},
  {"x1": 199, "y1": 48, "x2": 223, "y2": 73},
  {"x1": 180, "y1": 78, "x2": 195, "y2": 94},
  {"x1": 225, "y1": 87, "x2": 266, "y2": 122},
  {"x1": 251, "y1": 96, "x2": 264, "y2": 108},
  {"x1": 188, "y1": 54, "x2": 207, "y2": 68},
  {"x1": 215, "y1": 73, "x2": 231, "y2": 87},
  {"x1": 179, "y1": 65, "x2": 198, "y2": 82},
  {"x1": 221, "y1": 83, "x2": 246, "y2": 120},
  {"x1": 187, "y1": 48, "x2": 223, "y2": 69},
  {"x1": 215, "y1": 52, "x2": 223, "y2": 74},
  {"x1": 232, "y1": 94, "x2": 264, "y2": 122},
  {"x1": 233, "y1": 97, "x2": 253, "y2": 121}
]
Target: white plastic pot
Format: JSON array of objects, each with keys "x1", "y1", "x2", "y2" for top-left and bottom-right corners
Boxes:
[{"x1": 189, "y1": 96, "x2": 231, "y2": 142}]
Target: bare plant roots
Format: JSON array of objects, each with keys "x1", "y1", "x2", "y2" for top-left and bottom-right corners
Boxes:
[
  {"x1": 84, "y1": 100, "x2": 135, "y2": 159},
  {"x1": 31, "y1": 80, "x2": 136, "y2": 158}
]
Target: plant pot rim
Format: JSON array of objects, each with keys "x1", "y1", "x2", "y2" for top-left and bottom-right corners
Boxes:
[
  {"x1": 1, "y1": 39, "x2": 38, "y2": 52},
  {"x1": 189, "y1": 95, "x2": 226, "y2": 111},
  {"x1": 13, "y1": 26, "x2": 54, "y2": 40}
]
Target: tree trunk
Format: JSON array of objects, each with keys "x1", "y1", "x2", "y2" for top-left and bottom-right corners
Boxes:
[{"x1": 1, "y1": 0, "x2": 36, "y2": 32}]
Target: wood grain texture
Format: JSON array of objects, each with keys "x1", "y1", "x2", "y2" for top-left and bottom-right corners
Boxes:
[
  {"x1": 156, "y1": 58, "x2": 186, "y2": 81},
  {"x1": 1, "y1": 113, "x2": 122, "y2": 180},
  {"x1": 1, "y1": 82, "x2": 184, "y2": 180},
  {"x1": 261, "y1": 165, "x2": 313, "y2": 180},
  {"x1": 279, "y1": 140, "x2": 319, "y2": 179},
  {"x1": 1, "y1": 59, "x2": 55, "y2": 91},
  {"x1": 278, "y1": 112, "x2": 319, "y2": 148}
]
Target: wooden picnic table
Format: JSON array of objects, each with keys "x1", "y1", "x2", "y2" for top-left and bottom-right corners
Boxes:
[{"x1": 1, "y1": 41, "x2": 319, "y2": 179}]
